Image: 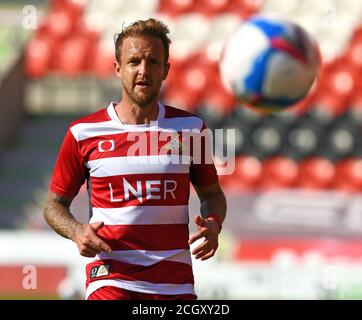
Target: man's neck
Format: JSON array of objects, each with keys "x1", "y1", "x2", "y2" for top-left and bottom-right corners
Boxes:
[{"x1": 115, "y1": 99, "x2": 159, "y2": 125}]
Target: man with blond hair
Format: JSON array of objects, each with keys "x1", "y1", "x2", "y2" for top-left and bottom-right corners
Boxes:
[{"x1": 44, "y1": 18, "x2": 227, "y2": 300}]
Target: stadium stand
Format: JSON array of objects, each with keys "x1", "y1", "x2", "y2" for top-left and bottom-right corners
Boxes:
[
  {"x1": 23, "y1": 0, "x2": 362, "y2": 193},
  {"x1": 12, "y1": 0, "x2": 362, "y2": 235}
]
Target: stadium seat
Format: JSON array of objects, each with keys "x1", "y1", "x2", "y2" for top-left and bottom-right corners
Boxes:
[
  {"x1": 347, "y1": 92, "x2": 362, "y2": 124},
  {"x1": 324, "y1": 67, "x2": 356, "y2": 103},
  {"x1": 308, "y1": 90, "x2": 347, "y2": 121},
  {"x1": 228, "y1": 0, "x2": 262, "y2": 17},
  {"x1": 200, "y1": 61, "x2": 236, "y2": 113},
  {"x1": 164, "y1": 56, "x2": 186, "y2": 88},
  {"x1": 233, "y1": 104, "x2": 262, "y2": 125},
  {"x1": 49, "y1": 0, "x2": 68, "y2": 10},
  {"x1": 335, "y1": 158, "x2": 362, "y2": 193},
  {"x1": 194, "y1": 0, "x2": 230, "y2": 17},
  {"x1": 221, "y1": 109, "x2": 254, "y2": 155},
  {"x1": 122, "y1": 0, "x2": 160, "y2": 15},
  {"x1": 346, "y1": 42, "x2": 362, "y2": 71},
  {"x1": 55, "y1": 36, "x2": 88, "y2": 76},
  {"x1": 298, "y1": 157, "x2": 336, "y2": 190},
  {"x1": 324, "y1": 119, "x2": 358, "y2": 160},
  {"x1": 158, "y1": 0, "x2": 195, "y2": 17},
  {"x1": 284, "y1": 117, "x2": 323, "y2": 160},
  {"x1": 207, "y1": 13, "x2": 241, "y2": 44},
  {"x1": 172, "y1": 13, "x2": 211, "y2": 55},
  {"x1": 62, "y1": 0, "x2": 86, "y2": 21},
  {"x1": 164, "y1": 53, "x2": 213, "y2": 109},
  {"x1": 260, "y1": 156, "x2": 299, "y2": 190},
  {"x1": 162, "y1": 84, "x2": 200, "y2": 112},
  {"x1": 91, "y1": 44, "x2": 115, "y2": 78},
  {"x1": 233, "y1": 155, "x2": 262, "y2": 191},
  {"x1": 44, "y1": 10, "x2": 75, "y2": 41},
  {"x1": 25, "y1": 37, "x2": 52, "y2": 78},
  {"x1": 202, "y1": 83, "x2": 236, "y2": 114},
  {"x1": 195, "y1": 104, "x2": 228, "y2": 129},
  {"x1": 260, "y1": 0, "x2": 298, "y2": 15},
  {"x1": 336, "y1": 157, "x2": 362, "y2": 192},
  {"x1": 249, "y1": 118, "x2": 285, "y2": 159}
]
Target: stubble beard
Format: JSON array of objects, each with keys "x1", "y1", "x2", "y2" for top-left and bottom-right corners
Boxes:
[{"x1": 123, "y1": 83, "x2": 158, "y2": 108}]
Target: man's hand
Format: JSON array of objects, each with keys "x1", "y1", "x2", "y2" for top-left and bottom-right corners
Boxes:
[
  {"x1": 73, "y1": 222, "x2": 112, "y2": 258},
  {"x1": 188, "y1": 215, "x2": 220, "y2": 261}
]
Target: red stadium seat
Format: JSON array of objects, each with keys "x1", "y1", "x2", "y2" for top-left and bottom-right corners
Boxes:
[
  {"x1": 25, "y1": 37, "x2": 52, "y2": 78},
  {"x1": 335, "y1": 158, "x2": 362, "y2": 193},
  {"x1": 158, "y1": 0, "x2": 195, "y2": 17},
  {"x1": 49, "y1": 0, "x2": 68, "y2": 10},
  {"x1": 91, "y1": 45, "x2": 114, "y2": 78},
  {"x1": 202, "y1": 82, "x2": 236, "y2": 113},
  {"x1": 310, "y1": 90, "x2": 348, "y2": 119},
  {"x1": 194, "y1": 0, "x2": 230, "y2": 17},
  {"x1": 50, "y1": 0, "x2": 85, "y2": 19},
  {"x1": 260, "y1": 156, "x2": 299, "y2": 190},
  {"x1": 349, "y1": 92, "x2": 362, "y2": 122},
  {"x1": 64, "y1": 0, "x2": 86, "y2": 20},
  {"x1": 162, "y1": 84, "x2": 200, "y2": 112},
  {"x1": 44, "y1": 10, "x2": 74, "y2": 41},
  {"x1": 350, "y1": 24, "x2": 362, "y2": 47},
  {"x1": 345, "y1": 42, "x2": 362, "y2": 71},
  {"x1": 227, "y1": 0, "x2": 261, "y2": 18},
  {"x1": 298, "y1": 157, "x2": 336, "y2": 190},
  {"x1": 232, "y1": 155, "x2": 262, "y2": 191},
  {"x1": 164, "y1": 59, "x2": 212, "y2": 110},
  {"x1": 201, "y1": 65, "x2": 236, "y2": 113},
  {"x1": 75, "y1": 19, "x2": 100, "y2": 43},
  {"x1": 73, "y1": 22, "x2": 100, "y2": 71},
  {"x1": 324, "y1": 67, "x2": 356, "y2": 104},
  {"x1": 55, "y1": 36, "x2": 88, "y2": 76},
  {"x1": 165, "y1": 56, "x2": 187, "y2": 88},
  {"x1": 184, "y1": 65, "x2": 209, "y2": 92}
]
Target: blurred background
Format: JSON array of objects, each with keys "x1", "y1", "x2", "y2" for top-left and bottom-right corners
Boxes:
[{"x1": 1, "y1": 0, "x2": 362, "y2": 299}]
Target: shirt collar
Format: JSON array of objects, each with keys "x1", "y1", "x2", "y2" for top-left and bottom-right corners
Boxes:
[{"x1": 107, "y1": 101, "x2": 165, "y2": 126}]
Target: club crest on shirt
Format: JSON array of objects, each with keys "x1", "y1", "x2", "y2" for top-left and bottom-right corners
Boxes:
[
  {"x1": 90, "y1": 264, "x2": 110, "y2": 278},
  {"x1": 164, "y1": 133, "x2": 184, "y2": 152}
]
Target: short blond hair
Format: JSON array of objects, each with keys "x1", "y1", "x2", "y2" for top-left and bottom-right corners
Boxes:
[{"x1": 114, "y1": 18, "x2": 171, "y2": 63}]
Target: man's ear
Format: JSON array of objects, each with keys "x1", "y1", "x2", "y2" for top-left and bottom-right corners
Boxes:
[
  {"x1": 114, "y1": 60, "x2": 122, "y2": 79},
  {"x1": 163, "y1": 62, "x2": 170, "y2": 80}
]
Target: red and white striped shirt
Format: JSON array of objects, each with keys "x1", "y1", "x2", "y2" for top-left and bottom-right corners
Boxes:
[{"x1": 49, "y1": 102, "x2": 218, "y2": 298}]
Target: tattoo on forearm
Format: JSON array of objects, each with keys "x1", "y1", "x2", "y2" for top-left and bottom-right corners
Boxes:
[
  {"x1": 48, "y1": 193, "x2": 72, "y2": 207},
  {"x1": 44, "y1": 193, "x2": 79, "y2": 241}
]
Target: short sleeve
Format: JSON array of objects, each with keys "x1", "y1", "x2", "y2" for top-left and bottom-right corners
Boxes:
[
  {"x1": 49, "y1": 128, "x2": 88, "y2": 198},
  {"x1": 189, "y1": 122, "x2": 219, "y2": 187}
]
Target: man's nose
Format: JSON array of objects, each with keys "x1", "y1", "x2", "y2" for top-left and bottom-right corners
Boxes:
[{"x1": 138, "y1": 60, "x2": 149, "y2": 76}]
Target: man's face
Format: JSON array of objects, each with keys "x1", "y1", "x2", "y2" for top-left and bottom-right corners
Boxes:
[{"x1": 116, "y1": 36, "x2": 169, "y2": 108}]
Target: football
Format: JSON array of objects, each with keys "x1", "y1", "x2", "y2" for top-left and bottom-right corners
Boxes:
[{"x1": 219, "y1": 15, "x2": 320, "y2": 113}]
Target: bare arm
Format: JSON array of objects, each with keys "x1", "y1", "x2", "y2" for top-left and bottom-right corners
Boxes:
[
  {"x1": 189, "y1": 182, "x2": 227, "y2": 261},
  {"x1": 44, "y1": 191, "x2": 80, "y2": 241},
  {"x1": 194, "y1": 182, "x2": 226, "y2": 223},
  {"x1": 44, "y1": 191, "x2": 112, "y2": 257}
]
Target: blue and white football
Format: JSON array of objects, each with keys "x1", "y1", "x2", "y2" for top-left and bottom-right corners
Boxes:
[{"x1": 219, "y1": 15, "x2": 320, "y2": 113}]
